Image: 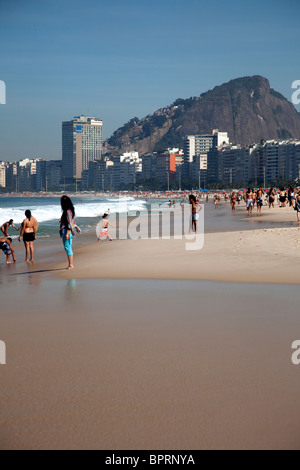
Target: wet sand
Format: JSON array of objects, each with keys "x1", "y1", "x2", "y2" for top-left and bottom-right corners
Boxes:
[{"x1": 1, "y1": 278, "x2": 300, "y2": 450}]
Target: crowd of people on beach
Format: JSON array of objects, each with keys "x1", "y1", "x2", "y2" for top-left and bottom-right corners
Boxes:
[
  {"x1": 0, "y1": 196, "x2": 79, "y2": 268},
  {"x1": 208, "y1": 185, "x2": 300, "y2": 220},
  {"x1": 1, "y1": 187, "x2": 300, "y2": 268}
]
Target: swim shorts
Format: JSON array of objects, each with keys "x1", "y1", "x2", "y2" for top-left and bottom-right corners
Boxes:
[
  {"x1": 62, "y1": 228, "x2": 74, "y2": 256},
  {"x1": 1, "y1": 242, "x2": 11, "y2": 255},
  {"x1": 23, "y1": 232, "x2": 35, "y2": 242}
]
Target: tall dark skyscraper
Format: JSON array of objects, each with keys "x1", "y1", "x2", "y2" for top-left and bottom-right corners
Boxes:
[{"x1": 62, "y1": 115, "x2": 103, "y2": 182}]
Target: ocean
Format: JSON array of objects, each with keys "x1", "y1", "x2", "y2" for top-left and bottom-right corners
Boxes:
[
  {"x1": 0, "y1": 195, "x2": 152, "y2": 239},
  {"x1": 1, "y1": 194, "x2": 296, "y2": 242}
]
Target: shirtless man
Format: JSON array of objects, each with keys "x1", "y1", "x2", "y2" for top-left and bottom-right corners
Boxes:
[
  {"x1": 189, "y1": 194, "x2": 200, "y2": 232},
  {"x1": 246, "y1": 188, "x2": 253, "y2": 215},
  {"x1": 0, "y1": 237, "x2": 16, "y2": 264},
  {"x1": 256, "y1": 186, "x2": 264, "y2": 214},
  {"x1": 19, "y1": 210, "x2": 38, "y2": 262},
  {"x1": 1, "y1": 219, "x2": 19, "y2": 237}
]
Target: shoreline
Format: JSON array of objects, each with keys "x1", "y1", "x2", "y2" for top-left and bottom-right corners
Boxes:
[{"x1": 1, "y1": 202, "x2": 300, "y2": 284}]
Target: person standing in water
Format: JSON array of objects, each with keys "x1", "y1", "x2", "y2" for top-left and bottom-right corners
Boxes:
[
  {"x1": 0, "y1": 237, "x2": 16, "y2": 264},
  {"x1": 1, "y1": 219, "x2": 19, "y2": 237},
  {"x1": 18, "y1": 210, "x2": 38, "y2": 262},
  {"x1": 59, "y1": 195, "x2": 81, "y2": 269}
]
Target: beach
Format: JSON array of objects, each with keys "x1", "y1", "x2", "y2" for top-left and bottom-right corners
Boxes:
[{"x1": 1, "y1": 197, "x2": 300, "y2": 449}]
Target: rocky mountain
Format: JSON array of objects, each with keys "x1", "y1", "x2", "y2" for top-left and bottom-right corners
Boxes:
[{"x1": 106, "y1": 76, "x2": 300, "y2": 155}]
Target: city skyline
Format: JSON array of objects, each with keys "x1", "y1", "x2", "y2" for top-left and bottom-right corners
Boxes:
[{"x1": 1, "y1": 0, "x2": 300, "y2": 161}]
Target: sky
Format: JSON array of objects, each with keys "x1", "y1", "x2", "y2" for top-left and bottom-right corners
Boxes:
[{"x1": 0, "y1": 0, "x2": 299, "y2": 161}]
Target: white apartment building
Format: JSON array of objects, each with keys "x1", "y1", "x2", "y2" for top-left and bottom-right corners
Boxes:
[
  {"x1": 0, "y1": 163, "x2": 6, "y2": 188},
  {"x1": 62, "y1": 115, "x2": 103, "y2": 182},
  {"x1": 184, "y1": 131, "x2": 229, "y2": 178}
]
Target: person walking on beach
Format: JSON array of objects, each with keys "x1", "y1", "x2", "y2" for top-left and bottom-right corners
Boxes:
[
  {"x1": 59, "y1": 195, "x2": 81, "y2": 270},
  {"x1": 279, "y1": 187, "x2": 287, "y2": 207},
  {"x1": 1, "y1": 219, "x2": 19, "y2": 237},
  {"x1": 98, "y1": 213, "x2": 114, "y2": 242},
  {"x1": 189, "y1": 194, "x2": 200, "y2": 232},
  {"x1": 288, "y1": 186, "x2": 295, "y2": 208},
  {"x1": 231, "y1": 192, "x2": 237, "y2": 212},
  {"x1": 257, "y1": 187, "x2": 264, "y2": 214},
  {"x1": 18, "y1": 210, "x2": 38, "y2": 262},
  {"x1": 0, "y1": 237, "x2": 16, "y2": 264},
  {"x1": 268, "y1": 187, "x2": 275, "y2": 208},
  {"x1": 294, "y1": 193, "x2": 300, "y2": 222},
  {"x1": 252, "y1": 189, "x2": 257, "y2": 210},
  {"x1": 246, "y1": 188, "x2": 253, "y2": 215}
]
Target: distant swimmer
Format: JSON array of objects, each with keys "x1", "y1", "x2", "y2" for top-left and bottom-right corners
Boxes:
[
  {"x1": 0, "y1": 237, "x2": 16, "y2": 264},
  {"x1": 1, "y1": 219, "x2": 19, "y2": 237},
  {"x1": 19, "y1": 210, "x2": 38, "y2": 263},
  {"x1": 98, "y1": 213, "x2": 114, "y2": 242}
]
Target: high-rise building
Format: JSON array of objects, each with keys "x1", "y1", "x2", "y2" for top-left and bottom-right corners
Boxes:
[
  {"x1": 221, "y1": 146, "x2": 249, "y2": 185},
  {"x1": 36, "y1": 160, "x2": 62, "y2": 191},
  {"x1": 183, "y1": 131, "x2": 229, "y2": 179},
  {"x1": 62, "y1": 115, "x2": 103, "y2": 183},
  {"x1": 156, "y1": 149, "x2": 183, "y2": 185},
  {"x1": 141, "y1": 153, "x2": 157, "y2": 180},
  {"x1": 0, "y1": 163, "x2": 7, "y2": 188}
]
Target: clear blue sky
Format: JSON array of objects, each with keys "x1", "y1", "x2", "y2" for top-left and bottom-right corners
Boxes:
[{"x1": 0, "y1": 0, "x2": 299, "y2": 161}]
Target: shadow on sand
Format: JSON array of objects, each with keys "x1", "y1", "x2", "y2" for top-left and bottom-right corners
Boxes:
[{"x1": 10, "y1": 268, "x2": 66, "y2": 276}]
